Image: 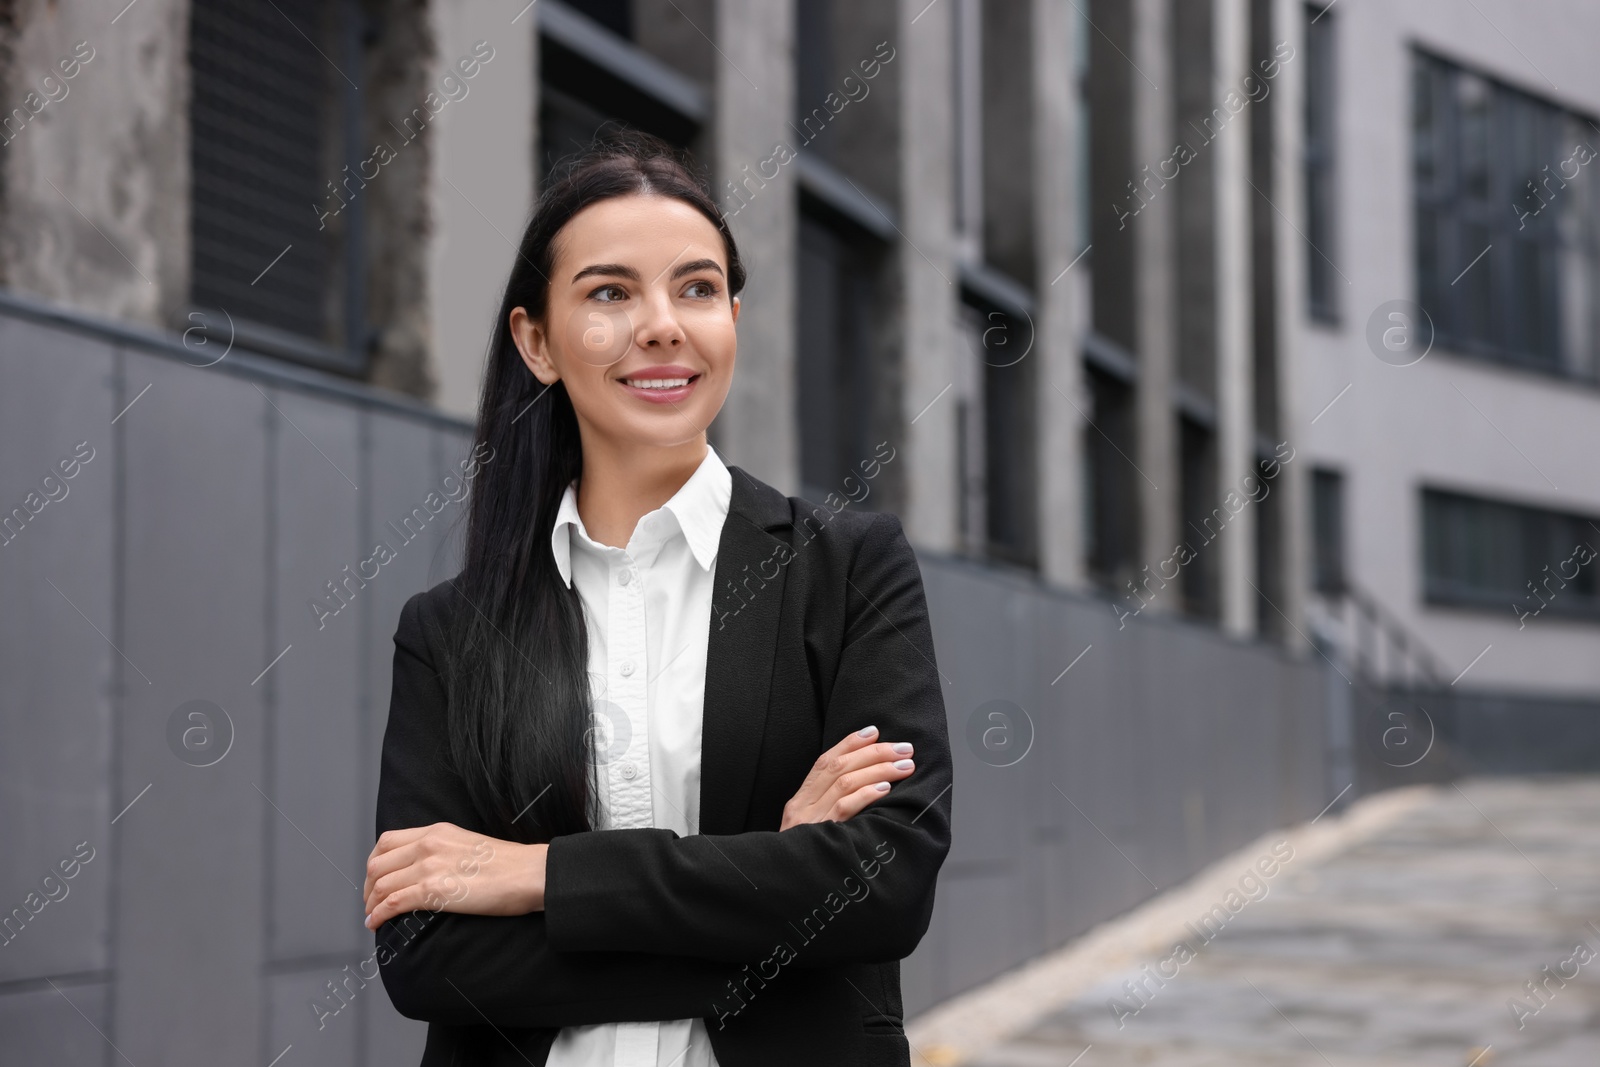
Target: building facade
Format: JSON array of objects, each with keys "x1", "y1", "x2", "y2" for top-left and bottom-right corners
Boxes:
[{"x1": 0, "y1": 0, "x2": 1315, "y2": 637}]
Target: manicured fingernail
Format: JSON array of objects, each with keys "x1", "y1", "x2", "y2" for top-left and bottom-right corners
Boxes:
[
  {"x1": 894, "y1": 759, "x2": 913, "y2": 770},
  {"x1": 892, "y1": 742, "x2": 913, "y2": 754},
  {"x1": 874, "y1": 781, "x2": 891, "y2": 791},
  {"x1": 858, "y1": 725, "x2": 877, "y2": 737},
  {"x1": 363, "y1": 914, "x2": 372, "y2": 928}
]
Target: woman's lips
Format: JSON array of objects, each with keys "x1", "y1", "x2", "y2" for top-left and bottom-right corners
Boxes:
[{"x1": 617, "y1": 373, "x2": 701, "y2": 404}]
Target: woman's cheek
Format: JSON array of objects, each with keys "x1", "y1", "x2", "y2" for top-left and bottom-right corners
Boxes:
[{"x1": 566, "y1": 302, "x2": 632, "y2": 368}]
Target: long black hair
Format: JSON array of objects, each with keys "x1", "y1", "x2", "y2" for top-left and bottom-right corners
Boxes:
[{"x1": 443, "y1": 129, "x2": 748, "y2": 844}]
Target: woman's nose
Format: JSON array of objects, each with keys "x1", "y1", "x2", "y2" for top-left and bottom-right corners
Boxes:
[{"x1": 633, "y1": 291, "x2": 686, "y2": 348}]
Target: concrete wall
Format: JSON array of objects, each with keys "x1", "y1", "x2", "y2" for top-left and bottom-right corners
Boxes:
[
  {"x1": 0, "y1": 298, "x2": 1333, "y2": 1056},
  {"x1": 0, "y1": 0, "x2": 189, "y2": 329},
  {"x1": 424, "y1": 0, "x2": 537, "y2": 419}
]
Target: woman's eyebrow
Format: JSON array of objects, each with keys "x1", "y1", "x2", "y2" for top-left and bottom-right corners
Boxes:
[
  {"x1": 571, "y1": 262, "x2": 641, "y2": 284},
  {"x1": 671, "y1": 258, "x2": 725, "y2": 279}
]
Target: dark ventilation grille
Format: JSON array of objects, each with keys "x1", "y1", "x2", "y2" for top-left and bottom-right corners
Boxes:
[{"x1": 189, "y1": 0, "x2": 339, "y2": 345}]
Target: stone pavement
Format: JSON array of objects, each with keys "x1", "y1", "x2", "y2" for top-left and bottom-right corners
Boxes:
[{"x1": 912, "y1": 777, "x2": 1600, "y2": 1067}]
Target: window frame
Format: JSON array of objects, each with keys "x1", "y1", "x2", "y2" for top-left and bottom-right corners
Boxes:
[
  {"x1": 1304, "y1": 3, "x2": 1339, "y2": 324},
  {"x1": 187, "y1": 0, "x2": 369, "y2": 375},
  {"x1": 1412, "y1": 47, "x2": 1600, "y2": 380},
  {"x1": 1420, "y1": 485, "x2": 1600, "y2": 621}
]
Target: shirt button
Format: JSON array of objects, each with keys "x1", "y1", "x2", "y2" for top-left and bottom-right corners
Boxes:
[
  {"x1": 618, "y1": 569, "x2": 632, "y2": 586},
  {"x1": 619, "y1": 660, "x2": 635, "y2": 677},
  {"x1": 620, "y1": 761, "x2": 637, "y2": 780}
]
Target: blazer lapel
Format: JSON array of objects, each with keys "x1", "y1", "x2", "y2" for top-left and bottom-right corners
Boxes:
[{"x1": 699, "y1": 465, "x2": 793, "y2": 835}]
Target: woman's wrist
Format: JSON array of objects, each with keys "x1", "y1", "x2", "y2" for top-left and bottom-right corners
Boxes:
[{"x1": 521, "y1": 842, "x2": 549, "y2": 912}]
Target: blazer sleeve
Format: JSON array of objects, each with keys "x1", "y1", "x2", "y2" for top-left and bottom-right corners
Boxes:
[
  {"x1": 543, "y1": 512, "x2": 954, "y2": 968},
  {"x1": 374, "y1": 589, "x2": 741, "y2": 1028}
]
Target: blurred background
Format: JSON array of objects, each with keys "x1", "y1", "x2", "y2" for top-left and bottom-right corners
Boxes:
[{"x1": 2, "y1": 0, "x2": 1598, "y2": 1064}]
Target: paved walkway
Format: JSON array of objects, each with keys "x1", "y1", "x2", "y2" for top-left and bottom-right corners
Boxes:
[{"x1": 911, "y1": 777, "x2": 1600, "y2": 1067}]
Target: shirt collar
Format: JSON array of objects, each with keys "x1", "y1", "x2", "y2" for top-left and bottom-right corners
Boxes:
[{"x1": 549, "y1": 444, "x2": 732, "y2": 587}]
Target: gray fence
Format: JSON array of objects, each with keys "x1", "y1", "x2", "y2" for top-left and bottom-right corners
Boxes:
[{"x1": 0, "y1": 295, "x2": 1332, "y2": 1065}]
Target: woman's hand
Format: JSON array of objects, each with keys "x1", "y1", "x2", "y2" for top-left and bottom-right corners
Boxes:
[
  {"x1": 362, "y1": 822, "x2": 547, "y2": 931},
  {"x1": 780, "y1": 724, "x2": 916, "y2": 831}
]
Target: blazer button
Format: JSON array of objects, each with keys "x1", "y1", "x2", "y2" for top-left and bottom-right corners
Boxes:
[{"x1": 620, "y1": 761, "x2": 637, "y2": 780}]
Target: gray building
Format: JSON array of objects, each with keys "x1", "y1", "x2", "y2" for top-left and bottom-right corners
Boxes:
[
  {"x1": 0, "y1": 1, "x2": 1589, "y2": 1064},
  {"x1": 1296, "y1": 0, "x2": 1600, "y2": 707}
]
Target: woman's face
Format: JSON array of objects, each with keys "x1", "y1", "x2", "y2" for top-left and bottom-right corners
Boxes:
[{"x1": 512, "y1": 193, "x2": 739, "y2": 451}]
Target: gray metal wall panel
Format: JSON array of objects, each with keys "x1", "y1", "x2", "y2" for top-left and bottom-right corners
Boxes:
[
  {"x1": 1127, "y1": 621, "x2": 1187, "y2": 889},
  {"x1": 1052, "y1": 597, "x2": 1133, "y2": 938},
  {"x1": 269, "y1": 967, "x2": 362, "y2": 1067},
  {"x1": 940, "y1": 871, "x2": 1029, "y2": 1003},
  {"x1": 1031, "y1": 588, "x2": 1079, "y2": 953},
  {"x1": 358, "y1": 411, "x2": 446, "y2": 1067},
  {"x1": 112, "y1": 351, "x2": 269, "y2": 1065},
  {"x1": 0, "y1": 979, "x2": 109, "y2": 1066},
  {"x1": 269, "y1": 387, "x2": 366, "y2": 961},
  {"x1": 0, "y1": 320, "x2": 115, "y2": 984},
  {"x1": 428, "y1": 428, "x2": 480, "y2": 585},
  {"x1": 925, "y1": 566, "x2": 1025, "y2": 872}
]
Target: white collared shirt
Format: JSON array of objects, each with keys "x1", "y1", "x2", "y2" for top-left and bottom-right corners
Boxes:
[{"x1": 545, "y1": 444, "x2": 731, "y2": 1067}]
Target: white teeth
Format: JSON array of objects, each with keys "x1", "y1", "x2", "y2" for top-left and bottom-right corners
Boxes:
[{"x1": 624, "y1": 377, "x2": 691, "y2": 389}]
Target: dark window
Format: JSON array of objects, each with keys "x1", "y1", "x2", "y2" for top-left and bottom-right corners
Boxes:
[
  {"x1": 1311, "y1": 468, "x2": 1345, "y2": 594},
  {"x1": 1304, "y1": 4, "x2": 1338, "y2": 322},
  {"x1": 537, "y1": 3, "x2": 704, "y2": 176},
  {"x1": 1413, "y1": 50, "x2": 1600, "y2": 376},
  {"x1": 1255, "y1": 455, "x2": 1284, "y2": 638},
  {"x1": 1083, "y1": 365, "x2": 1137, "y2": 587},
  {"x1": 1422, "y1": 488, "x2": 1600, "y2": 618},
  {"x1": 797, "y1": 211, "x2": 885, "y2": 504},
  {"x1": 974, "y1": 301, "x2": 1037, "y2": 568},
  {"x1": 951, "y1": 295, "x2": 1038, "y2": 569},
  {"x1": 189, "y1": 0, "x2": 365, "y2": 367},
  {"x1": 566, "y1": 0, "x2": 632, "y2": 39},
  {"x1": 1178, "y1": 418, "x2": 1219, "y2": 620},
  {"x1": 796, "y1": 0, "x2": 834, "y2": 143}
]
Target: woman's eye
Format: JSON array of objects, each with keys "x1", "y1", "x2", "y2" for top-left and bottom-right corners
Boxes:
[
  {"x1": 685, "y1": 280, "x2": 718, "y2": 299},
  {"x1": 591, "y1": 285, "x2": 627, "y2": 302}
]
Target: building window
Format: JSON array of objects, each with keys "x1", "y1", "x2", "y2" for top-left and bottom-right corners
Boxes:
[
  {"x1": 951, "y1": 0, "x2": 982, "y2": 252},
  {"x1": 189, "y1": 0, "x2": 366, "y2": 370},
  {"x1": 1311, "y1": 467, "x2": 1345, "y2": 594},
  {"x1": 796, "y1": 211, "x2": 886, "y2": 504},
  {"x1": 951, "y1": 293, "x2": 1037, "y2": 569},
  {"x1": 567, "y1": 0, "x2": 632, "y2": 39},
  {"x1": 536, "y1": 1, "x2": 707, "y2": 176},
  {"x1": 1178, "y1": 417, "x2": 1219, "y2": 620},
  {"x1": 1413, "y1": 50, "x2": 1600, "y2": 377},
  {"x1": 1082, "y1": 364, "x2": 1137, "y2": 587},
  {"x1": 976, "y1": 301, "x2": 1037, "y2": 568},
  {"x1": 796, "y1": 0, "x2": 834, "y2": 149},
  {"x1": 1422, "y1": 488, "x2": 1600, "y2": 618},
  {"x1": 1255, "y1": 456, "x2": 1284, "y2": 638},
  {"x1": 1304, "y1": 4, "x2": 1338, "y2": 323}
]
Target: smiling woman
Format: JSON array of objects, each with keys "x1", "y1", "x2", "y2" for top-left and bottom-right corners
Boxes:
[{"x1": 364, "y1": 130, "x2": 953, "y2": 1067}]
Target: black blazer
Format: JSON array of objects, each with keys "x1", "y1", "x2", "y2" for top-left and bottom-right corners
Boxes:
[{"x1": 374, "y1": 464, "x2": 954, "y2": 1066}]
